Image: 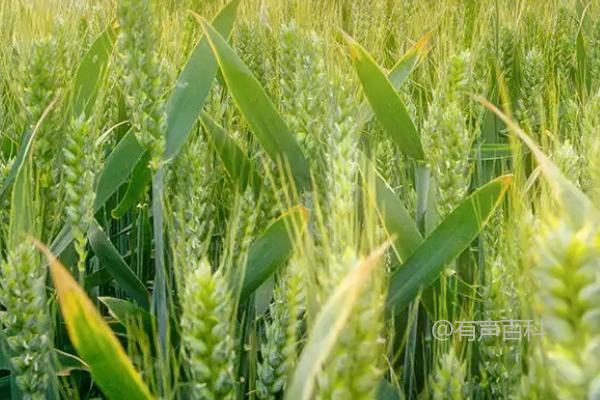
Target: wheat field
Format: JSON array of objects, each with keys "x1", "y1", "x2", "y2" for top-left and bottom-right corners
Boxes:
[{"x1": 0, "y1": 0, "x2": 599, "y2": 399}]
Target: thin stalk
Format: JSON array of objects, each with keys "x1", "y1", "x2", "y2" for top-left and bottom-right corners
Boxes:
[
  {"x1": 151, "y1": 167, "x2": 169, "y2": 395},
  {"x1": 403, "y1": 162, "x2": 430, "y2": 398}
]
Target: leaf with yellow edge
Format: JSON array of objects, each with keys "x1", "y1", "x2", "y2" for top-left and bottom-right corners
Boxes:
[
  {"x1": 285, "y1": 241, "x2": 391, "y2": 400},
  {"x1": 32, "y1": 240, "x2": 154, "y2": 400}
]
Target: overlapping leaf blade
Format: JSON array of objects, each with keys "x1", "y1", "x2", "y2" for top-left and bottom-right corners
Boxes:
[
  {"x1": 165, "y1": 0, "x2": 241, "y2": 159},
  {"x1": 201, "y1": 112, "x2": 260, "y2": 192},
  {"x1": 72, "y1": 22, "x2": 118, "y2": 117},
  {"x1": 199, "y1": 19, "x2": 311, "y2": 191},
  {"x1": 346, "y1": 33, "x2": 424, "y2": 160},
  {"x1": 356, "y1": 32, "x2": 431, "y2": 128},
  {"x1": 240, "y1": 206, "x2": 308, "y2": 301},
  {"x1": 386, "y1": 175, "x2": 512, "y2": 315},
  {"x1": 88, "y1": 222, "x2": 149, "y2": 309}
]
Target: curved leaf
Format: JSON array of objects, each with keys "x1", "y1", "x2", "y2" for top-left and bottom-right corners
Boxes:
[
  {"x1": 94, "y1": 132, "x2": 146, "y2": 210},
  {"x1": 386, "y1": 175, "x2": 512, "y2": 315},
  {"x1": 240, "y1": 206, "x2": 308, "y2": 301},
  {"x1": 360, "y1": 156, "x2": 423, "y2": 261},
  {"x1": 56, "y1": 350, "x2": 89, "y2": 376},
  {"x1": 345, "y1": 33, "x2": 424, "y2": 160},
  {"x1": 0, "y1": 98, "x2": 57, "y2": 204},
  {"x1": 357, "y1": 32, "x2": 431, "y2": 128},
  {"x1": 99, "y1": 297, "x2": 153, "y2": 337},
  {"x1": 201, "y1": 112, "x2": 260, "y2": 192},
  {"x1": 165, "y1": 0, "x2": 241, "y2": 159},
  {"x1": 72, "y1": 22, "x2": 118, "y2": 117},
  {"x1": 88, "y1": 221, "x2": 149, "y2": 309},
  {"x1": 110, "y1": 151, "x2": 151, "y2": 219},
  {"x1": 199, "y1": 19, "x2": 311, "y2": 191},
  {"x1": 34, "y1": 240, "x2": 154, "y2": 400}
]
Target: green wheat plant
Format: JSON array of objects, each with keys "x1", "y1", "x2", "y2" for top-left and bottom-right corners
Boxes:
[{"x1": 1, "y1": 0, "x2": 600, "y2": 399}]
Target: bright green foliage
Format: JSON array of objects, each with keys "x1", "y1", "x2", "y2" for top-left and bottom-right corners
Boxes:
[{"x1": 3, "y1": 1, "x2": 600, "y2": 399}]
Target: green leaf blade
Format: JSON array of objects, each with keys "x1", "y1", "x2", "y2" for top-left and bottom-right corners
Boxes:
[
  {"x1": 88, "y1": 222, "x2": 150, "y2": 309},
  {"x1": 346, "y1": 34, "x2": 424, "y2": 161},
  {"x1": 201, "y1": 113, "x2": 260, "y2": 192},
  {"x1": 240, "y1": 207, "x2": 308, "y2": 302},
  {"x1": 165, "y1": 0, "x2": 241, "y2": 160},
  {"x1": 72, "y1": 22, "x2": 118, "y2": 117},
  {"x1": 200, "y1": 19, "x2": 311, "y2": 191},
  {"x1": 386, "y1": 175, "x2": 512, "y2": 315}
]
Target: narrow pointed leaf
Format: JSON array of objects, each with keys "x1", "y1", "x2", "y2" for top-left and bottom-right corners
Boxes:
[
  {"x1": 94, "y1": 132, "x2": 146, "y2": 210},
  {"x1": 56, "y1": 350, "x2": 89, "y2": 376},
  {"x1": 387, "y1": 32, "x2": 431, "y2": 88},
  {"x1": 0, "y1": 98, "x2": 57, "y2": 204},
  {"x1": 8, "y1": 160, "x2": 33, "y2": 249},
  {"x1": 386, "y1": 175, "x2": 512, "y2": 315},
  {"x1": 99, "y1": 297, "x2": 153, "y2": 337},
  {"x1": 374, "y1": 173, "x2": 423, "y2": 261},
  {"x1": 34, "y1": 241, "x2": 154, "y2": 400},
  {"x1": 110, "y1": 151, "x2": 151, "y2": 219},
  {"x1": 72, "y1": 22, "x2": 118, "y2": 117},
  {"x1": 359, "y1": 154, "x2": 422, "y2": 261},
  {"x1": 165, "y1": 0, "x2": 241, "y2": 159},
  {"x1": 576, "y1": 28, "x2": 589, "y2": 97},
  {"x1": 240, "y1": 206, "x2": 308, "y2": 301},
  {"x1": 286, "y1": 242, "x2": 390, "y2": 400},
  {"x1": 88, "y1": 221, "x2": 149, "y2": 309},
  {"x1": 199, "y1": 19, "x2": 311, "y2": 191},
  {"x1": 346, "y1": 34, "x2": 424, "y2": 160},
  {"x1": 201, "y1": 113, "x2": 260, "y2": 192},
  {"x1": 357, "y1": 32, "x2": 431, "y2": 128}
]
